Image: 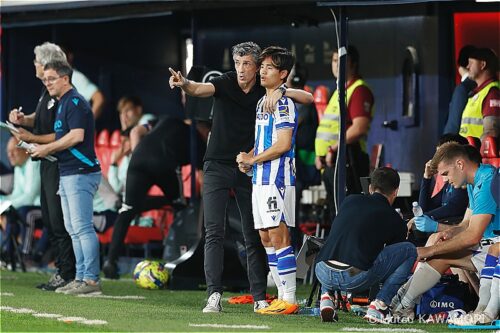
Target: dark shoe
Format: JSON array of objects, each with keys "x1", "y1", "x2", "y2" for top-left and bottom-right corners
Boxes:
[
  {"x1": 36, "y1": 273, "x2": 58, "y2": 289},
  {"x1": 41, "y1": 274, "x2": 71, "y2": 291},
  {"x1": 102, "y1": 260, "x2": 119, "y2": 279},
  {"x1": 320, "y1": 293, "x2": 337, "y2": 322}
]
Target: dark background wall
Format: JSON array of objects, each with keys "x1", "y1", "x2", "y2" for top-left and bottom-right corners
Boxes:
[
  {"x1": 1, "y1": 2, "x2": 498, "y2": 190},
  {"x1": 2, "y1": 15, "x2": 185, "y2": 132}
]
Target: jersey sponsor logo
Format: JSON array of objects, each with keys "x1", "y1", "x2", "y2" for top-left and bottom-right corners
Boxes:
[
  {"x1": 72, "y1": 98, "x2": 80, "y2": 106},
  {"x1": 256, "y1": 112, "x2": 270, "y2": 125},
  {"x1": 266, "y1": 196, "x2": 279, "y2": 213},
  {"x1": 257, "y1": 113, "x2": 270, "y2": 121},
  {"x1": 54, "y1": 120, "x2": 63, "y2": 132}
]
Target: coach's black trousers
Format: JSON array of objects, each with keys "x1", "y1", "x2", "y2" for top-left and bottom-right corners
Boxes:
[
  {"x1": 40, "y1": 160, "x2": 76, "y2": 280},
  {"x1": 202, "y1": 160, "x2": 268, "y2": 301}
]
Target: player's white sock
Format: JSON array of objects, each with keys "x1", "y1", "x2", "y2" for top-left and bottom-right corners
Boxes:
[
  {"x1": 484, "y1": 263, "x2": 500, "y2": 319},
  {"x1": 401, "y1": 262, "x2": 441, "y2": 309},
  {"x1": 265, "y1": 246, "x2": 283, "y2": 299},
  {"x1": 476, "y1": 254, "x2": 498, "y2": 312},
  {"x1": 276, "y1": 246, "x2": 296, "y2": 304}
]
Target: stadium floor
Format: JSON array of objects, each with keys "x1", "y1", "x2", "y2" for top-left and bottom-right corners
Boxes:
[{"x1": 0, "y1": 270, "x2": 492, "y2": 332}]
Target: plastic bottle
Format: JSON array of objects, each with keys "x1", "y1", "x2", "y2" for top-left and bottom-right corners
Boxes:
[
  {"x1": 412, "y1": 201, "x2": 423, "y2": 217},
  {"x1": 298, "y1": 307, "x2": 320, "y2": 316}
]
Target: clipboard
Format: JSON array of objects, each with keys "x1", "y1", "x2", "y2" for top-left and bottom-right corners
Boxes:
[{"x1": 0, "y1": 121, "x2": 20, "y2": 133}]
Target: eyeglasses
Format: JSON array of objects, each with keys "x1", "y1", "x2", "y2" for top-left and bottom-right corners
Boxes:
[{"x1": 42, "y1": 76, "x2": 61, "y2": 85}]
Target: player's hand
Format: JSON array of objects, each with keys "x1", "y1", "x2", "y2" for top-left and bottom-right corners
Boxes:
[
  {"x1": 9, "y1": 107, "x2": 25, "y2": 125},
  {"x1": 168, "y1": 68, "x2": 188, "y2": 89},
  {"x1": 416, "y1": 246, "x2": 433, "y2": 261},
  {"x1": 238, "y1": 163, "x2": 252, "y2": 174},
  {"x1": 263, "y1": 89, "x2": 282, "y2": 114},
  {"x1": 111, "y1": 138, "x2": 131, "y2": 165},
  {"x1": 236, "y1": 152, "x2": 254, "y2": 166},
  {"x1": 12, "y1": 127, "x2": 34, "y2": 142},
  {"x1": 423, "y1": 160, "x2": 434, "y2": 179}
]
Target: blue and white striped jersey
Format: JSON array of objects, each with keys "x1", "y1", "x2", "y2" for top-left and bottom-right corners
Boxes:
[{"x1": 252, "y1": 94, "x2": 297, "y2": 187}]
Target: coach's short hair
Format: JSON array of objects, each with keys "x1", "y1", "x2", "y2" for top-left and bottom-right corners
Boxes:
[
  {"x1": 232, "y1": 42, "x2": 262, "y2": 65},
  {"x1": 370, "y1": 167, "x2": 400, "y2": 196},
  {"x1": 34, "y1": 42, "x2": 67, "y2": 66},
  {"x1": 44, "y1": 61, "x2": 73, "y2": 81},
  {"x1": 430, "y1": 142, "x2": 482, "y2": 172}
]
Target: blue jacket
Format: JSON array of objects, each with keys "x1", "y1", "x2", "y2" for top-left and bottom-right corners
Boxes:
[{"x1": 418, "y1": 177, "x2": 468, "y2": 223}]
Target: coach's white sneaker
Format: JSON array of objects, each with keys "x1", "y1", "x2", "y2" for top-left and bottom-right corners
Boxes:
[
  {"x1": 203, "y1": 292, "x2": 222, "y2": 313},
  {"x1": 254, "y1": 300, "x2": 269, "y2": 312}
]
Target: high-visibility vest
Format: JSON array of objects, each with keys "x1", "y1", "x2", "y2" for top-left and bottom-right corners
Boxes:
[
  {"x1": 460, "y1": 81, "x2": 499, "y2": 138},
  {"x1": 315, "y1": 79, "x2": 372, "y2": 156}
]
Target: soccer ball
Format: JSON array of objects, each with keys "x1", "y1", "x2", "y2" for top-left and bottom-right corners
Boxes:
[{"x1": 133, "y1": 260, "x2": 169, "y2": 289}]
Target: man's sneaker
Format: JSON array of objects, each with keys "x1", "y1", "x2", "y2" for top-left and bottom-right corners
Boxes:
[
  {"x1": 254, "y1": 300, "x2": 269, "y2": 312},
  {"x1": 364, "y1": 300, "x2": 392, "y2": 324},
  {"x1": 36, "y1": 273, "x2": 59, "y2": 289},
  {"x1": 392, "y1": 302, "x2": 415, "y2": 321},
  {"x1": 203, "y1": 292, "x2": 222, "y2": 313},
  {"x1": 40, "y1": 274, "x2": 70, "y2": 291},
  {"x1": 55, "y1": 280, "x2": 83, "y2": 294},
  {"x1": 451, "y1": 312, "x2": 497, "y2": 326},
  {"x1": 102, "y1": 260, "x2": 119, "y2": 279},
  {"x1": 257, "y1": 300, "x2": 299, "y2": 315},
  {"x1": 320, "y1": 293, "x2": 337, "y2": 322},
  {"x1": 64, "y1": 281, "x2": 102, "y2": 295},
  {"x1": 390, "y1": 280, "x2": 410, "y2": 310}
]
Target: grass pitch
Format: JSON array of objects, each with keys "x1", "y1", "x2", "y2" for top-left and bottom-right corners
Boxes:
[{"x1": 0, "y1": 270, "x2": 492, "y2": 332}]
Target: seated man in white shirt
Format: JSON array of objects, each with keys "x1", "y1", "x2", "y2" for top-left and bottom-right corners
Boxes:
[{"x1": 0, "y1": 137, "x2": 41, "y2": 264}]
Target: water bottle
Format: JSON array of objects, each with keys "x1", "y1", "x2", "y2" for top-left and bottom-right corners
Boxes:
[
  {"x1": 298, "y1": 307, "x2": 320, "y2": 316},
  {"x1": 412, "y1": 201, "x2": 423, "y2": 217}
]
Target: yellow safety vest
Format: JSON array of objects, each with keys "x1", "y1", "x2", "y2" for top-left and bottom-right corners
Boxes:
[
  {"x1": 315, "y1": 79, "x2": 372, "y2": 156},
  {"x1": 460, "y1": 81, "x2": 499, "y2": 138}
]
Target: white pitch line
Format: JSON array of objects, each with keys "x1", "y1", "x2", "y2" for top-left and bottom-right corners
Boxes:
[
  {"x1": 58, "y1": 316, "x2": 87, "y2": 322},
  {"x1": 342, "y1": 328, "x2": 426, "y2": 333},
  {"x1": 33, "y1": 313, "x2": 63, "y2": 318},
  {"x1": 1, "y1": 292, "x2": 14, "y2": 296},
  {"x1": 80, "y1": 320, "x2": 108, "y2": 325},
  {"x1": 1, "y1": 306, "x2": 107, "y2": 325},
  {"x1": 76, "y1": 294, "x2": 145, "y2": 299},
  {"x1": 10, "y1": 308, "x2": 36, "y2": 314},
  {"x1": 189, "y1": 323, "x2": 270, "y2": 330}
]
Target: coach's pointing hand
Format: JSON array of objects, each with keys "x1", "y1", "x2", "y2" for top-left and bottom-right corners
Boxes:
[{"x1": 169, "y1": 68, "x2": 188, "y2": 89}]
